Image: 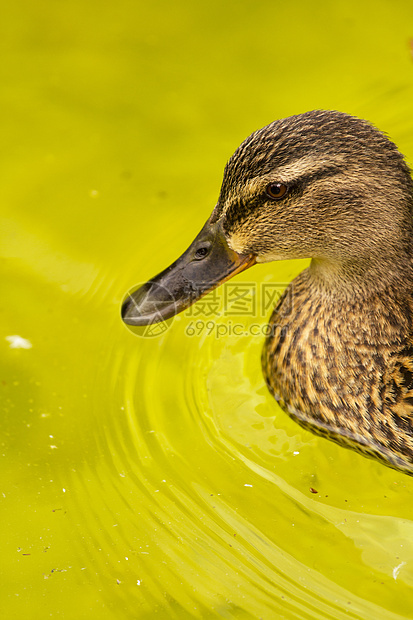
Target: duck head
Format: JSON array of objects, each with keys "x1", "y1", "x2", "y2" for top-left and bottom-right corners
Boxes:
[{"x1": 122, "y1": 110, "x2": 413, "y2": 326}]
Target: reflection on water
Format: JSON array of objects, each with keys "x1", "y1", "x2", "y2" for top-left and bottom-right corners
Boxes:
[
  {"x1": 55, "y1": 315, "x2": 413, "y2": 619},
  {"x1": 2, "y1": 0, "x2": 413, "y2": 618}
]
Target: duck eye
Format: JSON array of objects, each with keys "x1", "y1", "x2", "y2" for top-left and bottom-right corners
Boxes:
[{"x1": 266, "y1": 183, "x2": 288, "y2": 200}]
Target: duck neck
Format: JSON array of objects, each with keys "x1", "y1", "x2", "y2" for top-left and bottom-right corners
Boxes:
[{"x1": 308, "y1": 250, "x2": 413, "y2": 301}]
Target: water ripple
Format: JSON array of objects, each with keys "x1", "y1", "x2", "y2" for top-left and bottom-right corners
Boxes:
[{"x1": 61, "y1": 314, "x2": 413, "y2": 619}]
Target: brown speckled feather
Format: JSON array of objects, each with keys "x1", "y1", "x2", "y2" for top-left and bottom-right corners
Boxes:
[
  {"x1": 210, "y1": 110, "x2": 413, "y2": 474},
  {"x1": 262, "y1": 268, "x2": 413, "y2": 473}
]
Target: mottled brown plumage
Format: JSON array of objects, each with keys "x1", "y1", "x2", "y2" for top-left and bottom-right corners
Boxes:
[
  {"x1": 122, "y1": 109, "x2": 413, "y2": 474},
  {"x1": 263, "y1": 271, "x2": 413, "y2": 473},
  {"x1": 218, "y1": 110, "x2": 413, "y2": 474}
]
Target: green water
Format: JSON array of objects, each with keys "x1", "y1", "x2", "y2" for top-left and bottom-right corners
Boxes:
[{"x1": 2, "y1": 1, "x2": 413, "y2": 618}]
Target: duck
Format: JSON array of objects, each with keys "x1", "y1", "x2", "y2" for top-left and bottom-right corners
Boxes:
[{"x1": 122, "y1": 109, "x2": 413, "y2": 475}]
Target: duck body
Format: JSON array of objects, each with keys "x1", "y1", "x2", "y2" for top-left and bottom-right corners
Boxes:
[
  {"x1": 263, "y1": 266, "x2": 413, "y2": 473},
  {"x1": 122, "y1": 110, "x2": 413, "y2": 475}
]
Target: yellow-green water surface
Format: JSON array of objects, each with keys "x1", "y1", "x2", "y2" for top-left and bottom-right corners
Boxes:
[{"x1": 2, "y1": 1, "x2": 413, "y2": 618}]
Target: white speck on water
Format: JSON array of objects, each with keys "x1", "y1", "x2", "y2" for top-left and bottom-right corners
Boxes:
[
  {"x1": 244, "y1": 484, "x2": 253, "y2": 487},
  {"x1": 62, "y1": 488, "x2": 66, "y2": 493},
  {"x1": 293, "y1": 451, "x2": 300, "y2": 455},
  {"x1": 6, "y1": 335, "x2": 32, "y2": 349},
  {"x1": 393, "y1": 561, "x2": 406, "y2": 580},
  {"x1": 50, "y1": 445, "x2": 58, "y2": 450},
  {"x1": 137, "y1": 580, "x2": 141, "y2": 586}
]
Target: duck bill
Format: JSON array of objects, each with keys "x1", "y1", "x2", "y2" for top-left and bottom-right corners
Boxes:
[{"x1": 121, "y1": 219, "x2": 256, "y2": 326}]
